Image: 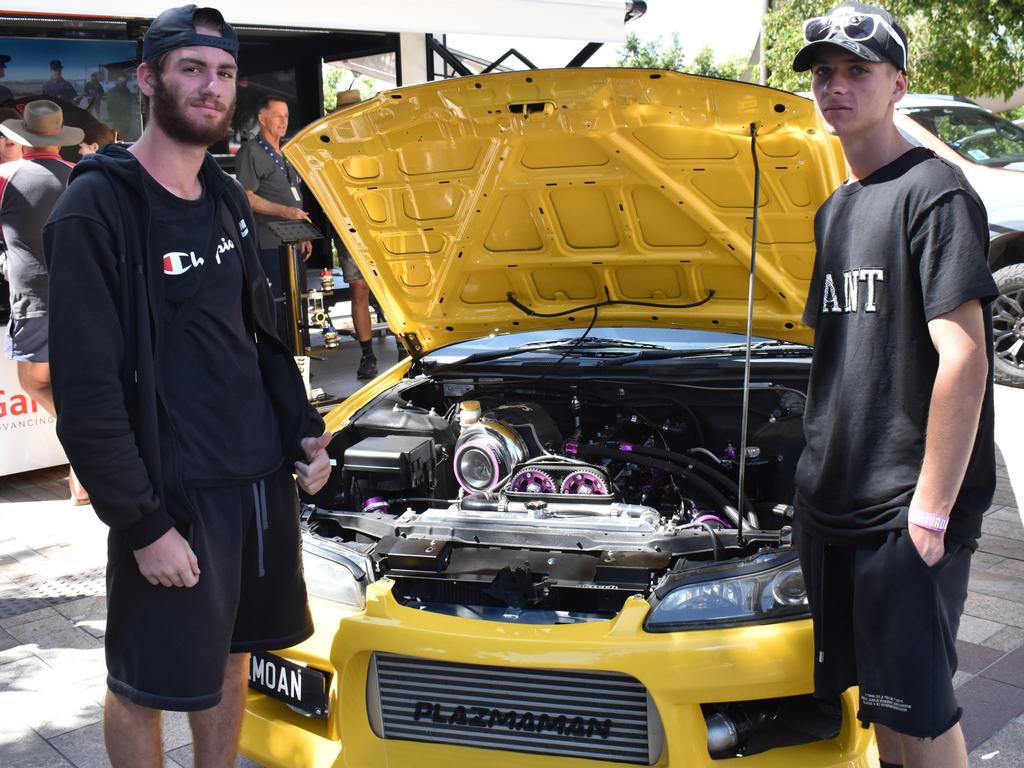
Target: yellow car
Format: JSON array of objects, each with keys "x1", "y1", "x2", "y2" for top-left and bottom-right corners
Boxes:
[{"x1": 240, "y1": 69, "x2": 872, "y2": 767}]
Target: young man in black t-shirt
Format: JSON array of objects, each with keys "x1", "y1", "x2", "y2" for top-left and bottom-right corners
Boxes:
[
  {"x1": 791, "y1": 5, "x2": 997, "y2": 768},
  {"x1": 43, "y1": 7, "x2": 333, "y2": 767}
]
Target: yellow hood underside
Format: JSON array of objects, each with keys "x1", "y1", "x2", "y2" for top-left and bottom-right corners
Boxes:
[{"x1": 285, "y1": 69, "x2": 844, "y2": 353}]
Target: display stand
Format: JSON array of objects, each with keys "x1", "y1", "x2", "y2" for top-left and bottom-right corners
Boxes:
[{"x1": 267, "y1": 220, "x2": 324, "y2": 356}]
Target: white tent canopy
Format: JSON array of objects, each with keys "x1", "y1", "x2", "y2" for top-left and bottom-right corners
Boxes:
[{"x1": 1, "y1": 0, "x2": 629, "y2": 42}]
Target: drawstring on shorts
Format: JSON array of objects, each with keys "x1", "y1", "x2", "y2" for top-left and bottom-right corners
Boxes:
[{"x1": 252, "y1": 478, "x2": 269, "y2": 577}]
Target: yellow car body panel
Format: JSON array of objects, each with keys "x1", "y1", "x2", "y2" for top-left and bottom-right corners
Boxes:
[
  {"x1": 284, "y1": 69, "x2": 846, "y2": 355},
  {"x1": 242, "y1": 582, "x2": 875, "y2": 768}
]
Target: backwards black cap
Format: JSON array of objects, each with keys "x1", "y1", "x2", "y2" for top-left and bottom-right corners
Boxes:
[{"x1": 142, "y1": 5, "x2": 239, "y2": 63}]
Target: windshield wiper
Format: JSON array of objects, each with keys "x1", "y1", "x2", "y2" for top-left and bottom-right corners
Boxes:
[
  {"x1": 541, "y1": 336, "x2": 670, "y2": 350},
  {"x1": 597, "y1": 340, "x2": 811, "y2": 366},
  {"x1": 423, "y1": 337, "x2": 672, "y2": 370}
]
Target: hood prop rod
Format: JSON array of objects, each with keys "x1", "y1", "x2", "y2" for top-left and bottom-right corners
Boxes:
[{"x1": 736, "y1": 123, "x2": 765, "y2": 546}]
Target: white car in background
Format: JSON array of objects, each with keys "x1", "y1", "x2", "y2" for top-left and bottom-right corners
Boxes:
[{"x1": 894, "y1": 94, "x2": 1024, "y2": 387}]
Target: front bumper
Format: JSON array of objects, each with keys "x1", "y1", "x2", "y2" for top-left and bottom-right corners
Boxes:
[{"x1": 240, "y1": 579, "x2": 874, "y2": 767}]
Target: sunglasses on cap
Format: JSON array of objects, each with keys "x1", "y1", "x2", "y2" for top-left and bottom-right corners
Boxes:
[{"x1": 803, "y1": 10, "x2": 907, "y2": 70}]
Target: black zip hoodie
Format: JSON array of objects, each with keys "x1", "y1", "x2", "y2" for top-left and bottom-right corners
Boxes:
[{"x1": 43, "y1": 144, "x2": 323, "y2": 549}]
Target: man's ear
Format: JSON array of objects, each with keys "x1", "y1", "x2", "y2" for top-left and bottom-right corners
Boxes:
[
  {"x1": 892, "y1": 69, "x2": 908, "y2": 104},
  {"x1": 137, "y1": 61, "x2": 157, "y2": 98}
]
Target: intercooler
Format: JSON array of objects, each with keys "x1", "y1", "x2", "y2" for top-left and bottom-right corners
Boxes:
[{"x1": 367, "y1": 652, "x2": 663, "y2": 765}]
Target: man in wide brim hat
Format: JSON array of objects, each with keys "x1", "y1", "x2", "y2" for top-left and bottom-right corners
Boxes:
[
  {"x1": 0, "y1": 99, "x2": 84, "y2": 147},
  {"x1": 335, "y1": 88, "x2": 361, "y2": 109},
  {"x1": 1, "y1": 98, "x2": 86, "y2": 505}
]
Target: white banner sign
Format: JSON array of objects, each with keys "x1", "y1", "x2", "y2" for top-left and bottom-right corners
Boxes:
[{"x1": 0, "y1": 329, "x2": 67, "y2": 476}]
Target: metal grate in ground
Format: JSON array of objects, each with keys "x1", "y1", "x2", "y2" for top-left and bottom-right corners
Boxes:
[{"x1": 1, "y1": 567, "x2": 105, "y2": 619}]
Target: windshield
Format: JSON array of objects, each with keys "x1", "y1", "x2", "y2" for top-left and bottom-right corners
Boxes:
[
  {"x1": 902, "y1": 105, "x2": 1024, "y2": 168},
  {"x1": 421, "y1": 327, "x2": 807, "y2": 366}
]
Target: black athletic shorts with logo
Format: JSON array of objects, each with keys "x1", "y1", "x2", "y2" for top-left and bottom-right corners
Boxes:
[
  {"x1": 795, "y1": 523, "x2": 972, "y2": 739},
  {"x1": 104, "y1": 464, "x2": 313, "y2": 711}
]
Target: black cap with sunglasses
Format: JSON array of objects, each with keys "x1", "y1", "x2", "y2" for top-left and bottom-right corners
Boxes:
[{"x1": 792, "y1": 3, "x2": 908, "y2": 73}]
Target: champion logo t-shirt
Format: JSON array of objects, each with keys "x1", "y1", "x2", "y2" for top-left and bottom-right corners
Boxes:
[{"x1": 142, "y1": 169, "x2": 282, "y2": 485}]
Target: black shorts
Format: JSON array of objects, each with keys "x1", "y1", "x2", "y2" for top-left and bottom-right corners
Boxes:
[
  {"x1": 5, "y1": 316, "x2": 49, "y2": 362},
  {"x1": 104, "y1": 464, "x2": 313, "y2": 711},
  {"x1": 796, "y1": 524, "x2": 971, "y2": 739}
]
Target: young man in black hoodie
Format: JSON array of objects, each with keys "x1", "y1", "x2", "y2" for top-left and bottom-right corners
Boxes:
[
  {"x1": 792, "y1": 5, "x2": 996, "y2": 768},
  {"x1": 43, "y1": 6, "x2": 332, "y2": 766}
]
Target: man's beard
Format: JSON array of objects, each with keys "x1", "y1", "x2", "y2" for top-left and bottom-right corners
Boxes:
[{"x1": 150, "y1": 71, "x2": 235, "y2": 147}]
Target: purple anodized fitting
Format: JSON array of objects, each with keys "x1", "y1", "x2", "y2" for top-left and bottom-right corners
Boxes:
[
  {"x1": 693, "y1": 513, "x2": 732, "y2": 528},
  {"x1": 362, "y1": 497, "x2": 389, "y2": 514}
]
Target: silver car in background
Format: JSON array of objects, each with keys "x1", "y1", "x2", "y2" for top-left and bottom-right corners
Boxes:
[{"x1": 895, "y1": 94, "x2": 1024, "y2": 387}]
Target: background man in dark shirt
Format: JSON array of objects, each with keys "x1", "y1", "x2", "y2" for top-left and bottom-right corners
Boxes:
[{"x1": 235, "y1": 94, "x2": 311, "y2": 299}]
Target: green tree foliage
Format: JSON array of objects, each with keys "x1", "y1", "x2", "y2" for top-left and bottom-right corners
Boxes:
[
  {"x1": 616, "y1": 32, "x2": 687, "y2": 71},
  {"x1": 689, "y1": 45, "x2": 754, "y2": 81},
  {"x1": 763, "y1": 0, "x2": 1024, "y2": 98},
  {"x1": 615, "y1": 33, "x2": 752, "y2": 80},
  {"x1": 1004, "y1": 105, "x2": 1024, "y2": 122}
]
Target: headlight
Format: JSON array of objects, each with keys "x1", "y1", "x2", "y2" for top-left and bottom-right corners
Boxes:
[
  {"x1": 644, "y1": 551, "x2": 809, "y2": 632},
  {"x1": 302, "y1": 538, "x2": 367, "y2": 609}
]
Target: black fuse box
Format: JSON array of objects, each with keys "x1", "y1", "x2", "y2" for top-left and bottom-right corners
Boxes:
[{"x1": 343, "y1": 435, "x2": 434, "y2": 491}]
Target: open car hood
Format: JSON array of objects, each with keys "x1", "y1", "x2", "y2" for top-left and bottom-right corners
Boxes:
[{"x1": 285, "y1": 70, "x2": 845, "y2": 354}]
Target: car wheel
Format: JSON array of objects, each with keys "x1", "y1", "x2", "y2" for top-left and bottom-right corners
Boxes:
[{"x1": 991, "y1": 263, "x2": 1024, "y2": 388}]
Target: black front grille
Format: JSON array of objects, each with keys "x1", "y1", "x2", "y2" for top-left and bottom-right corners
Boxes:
[{"x1": 368, "y1": 653, "x2": 660, "y2": 765}]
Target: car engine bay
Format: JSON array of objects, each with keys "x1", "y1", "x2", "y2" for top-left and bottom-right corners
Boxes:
[{"x1": 305, "y1": 362, "x2": 811, "y2": 624}]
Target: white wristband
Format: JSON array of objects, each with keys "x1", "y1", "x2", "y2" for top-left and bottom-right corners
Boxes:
[{"x1": 908, "y1": 507, "x2": 949, "y2": 532}]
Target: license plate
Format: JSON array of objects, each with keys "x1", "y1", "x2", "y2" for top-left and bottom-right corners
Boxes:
[{"x1": 248, "y1": 652, "x2": 329, "y2": 718}]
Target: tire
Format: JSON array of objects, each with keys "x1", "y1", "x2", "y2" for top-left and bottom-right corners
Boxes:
[{"x1": 991, "y1": 263, "x2": 1024, "y2": 388}]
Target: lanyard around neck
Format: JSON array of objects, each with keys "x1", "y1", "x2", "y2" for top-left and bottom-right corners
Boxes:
[{"x1": 256, "y1": 135, "x2": 294, "y2": 185}]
